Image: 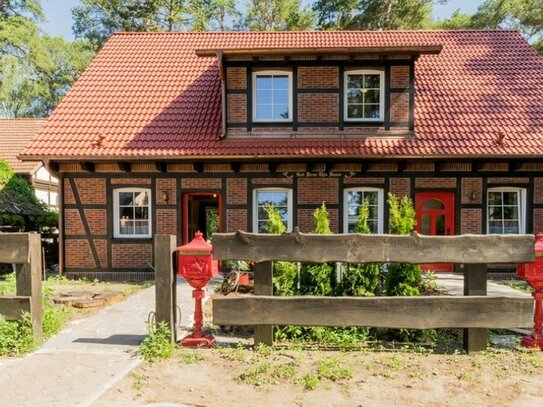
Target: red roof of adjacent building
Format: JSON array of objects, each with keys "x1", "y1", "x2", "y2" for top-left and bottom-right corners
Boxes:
[
  {"x1": 20, "y1": 30, "x2": 543, "y2": 160},
  {"x1": 0, "y1": 119, "x2": 44, "y2": 173}
]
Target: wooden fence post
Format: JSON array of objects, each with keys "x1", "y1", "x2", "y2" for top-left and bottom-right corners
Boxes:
[
  {"x1": 463, "y1": 263, "x2": 488, "y2": 353},
  {"x1": 154, "y1": 234, "x2": 177, "y2": 343},
  {"x1": 15, "y1": 233, "x2": 42, "y2": 341},
  {"x1": 254, "y1": 261, "x2": 273, "y2": 347}
]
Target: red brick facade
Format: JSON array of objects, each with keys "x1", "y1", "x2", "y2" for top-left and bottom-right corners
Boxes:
[
  {"x1": 297, "y1": 67, "x2": 339, "y2": 88},
  {"x1": 298, "y1": 178, "x2": 338, "y2": 204},
  {"x1": 298, "y1": 93, "x2": 339, "y2": 123}
]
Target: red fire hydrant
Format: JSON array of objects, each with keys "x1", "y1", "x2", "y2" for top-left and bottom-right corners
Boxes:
[
  {"x1": 516, "y1": 233, "x2": 543, "y2": 349},
  {"x1": 178, "y1": 231, "x2": 218, "y2": 347}
]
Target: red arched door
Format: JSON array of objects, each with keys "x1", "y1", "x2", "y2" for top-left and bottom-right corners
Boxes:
[{"x1": 415, "y1": 192, "x2": 455, "y2": 271}]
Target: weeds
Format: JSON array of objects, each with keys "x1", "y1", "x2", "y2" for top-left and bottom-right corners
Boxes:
[
  {"x1": 0, "y1": 313, "x2": 35, "y2": 355},
  {"x1": 300, "y1": 373, "x2": 319, "y2": 390},
  {"x1": 178, "y1": 350, "x2": 205, "y2": 365},
  {"x1": 131, "y1": 373, "x2": 148, "y2": 391},
  {"x1": 239, "y1": 362, "x2": 273, "y2": 386},
  {"x1": 316, "y1": 356, "x2": 353, "y2": 382},
  {"x1": 139, "y1": 322, "x2": 176, "y2": 361}
]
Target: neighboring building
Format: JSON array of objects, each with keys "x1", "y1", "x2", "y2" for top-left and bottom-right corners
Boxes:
[
  {"x1": 20, "y1": 31, "x2": 543, "y2": 280},
  {"x1": 0, "y1": 119, "x2": 59, "y2": 209}
]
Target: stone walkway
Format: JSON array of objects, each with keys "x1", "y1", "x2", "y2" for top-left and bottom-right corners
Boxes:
[
  {"x1": 0, "y1": 279, "x2": 197, "y2": 407},
  {"x1": 435, "y1": 273, "x2": 531, "y2": 298}
]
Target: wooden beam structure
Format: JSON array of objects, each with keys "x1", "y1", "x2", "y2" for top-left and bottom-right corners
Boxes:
[
  {"x1": 212, "y1": 230, "x2": 535, "y2": 264},
  {"x1": 253, "y1": 261, "x2": 273, "y2": 346},
  {"x1": 213, "y1": 296, "x2": 532, "y2": 329},
  {"x1": 154, "y1": 234, "x2": 178, "y2": 343},
  {"x1": 0, "y1": 233, "x2": 31, "y2": 263},
  {"x1": 0, "y1": 296, "x2": 32, "y2": 321}
]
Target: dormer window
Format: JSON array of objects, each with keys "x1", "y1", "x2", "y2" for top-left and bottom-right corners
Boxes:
[
  {"x1": 344, "y1": 69, "x2": 384, "y2": 122},
  {"x1": 253, "y1": 70, "x2": 292, "y2": 122}
]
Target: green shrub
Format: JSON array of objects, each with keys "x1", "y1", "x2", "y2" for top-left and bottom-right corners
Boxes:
[
  {"x1": 338, "y1": 198, "x2": 380, "y2": 297},
  {"x1": 139, "y1": 321, "x2": 176, "y2": 361},
  {"x1": 385, "y1": 193, "x2": 422, "y2": 296},
  {"x1": 0, "y1": 313, "x2": 35, "y2": 356},
  {"x1": 0, "y1": 272, "x2": 16, "y2": 295}
]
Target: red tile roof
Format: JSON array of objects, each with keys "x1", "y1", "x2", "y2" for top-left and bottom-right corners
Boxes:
[
  {"x1": 0, "y1": 119, "x2": 44, "y2": 173},
  {"x1": 20, "y1": 30, "x2": 543, "y2": 160}
]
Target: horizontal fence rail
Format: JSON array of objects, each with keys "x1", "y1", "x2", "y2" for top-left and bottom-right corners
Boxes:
[
  {"x1": 212, "y1": 230, "x2": 535, "y2": 264},
  {"x1": 0, "y1": 296, "x2": 32, "y2": 320},
  {"x1": 213, "y1": 296, "x2": 533, "y2": 329}
]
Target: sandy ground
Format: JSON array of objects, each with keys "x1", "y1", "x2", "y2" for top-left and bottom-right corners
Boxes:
[{"x1": 96, "y1": 342, "x2": 543, "y2": 407}]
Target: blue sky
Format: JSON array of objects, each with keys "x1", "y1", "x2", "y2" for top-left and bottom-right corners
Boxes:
[{"x1": 40, "y1": 0, "x2": 486, "y2": 41}]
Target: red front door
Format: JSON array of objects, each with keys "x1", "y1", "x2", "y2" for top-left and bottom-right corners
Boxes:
[{"x1": 415, "y1": 192, "x2": 455, "y2": 272}]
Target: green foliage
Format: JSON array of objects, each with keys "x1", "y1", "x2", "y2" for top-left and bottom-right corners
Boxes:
[
  {"x1": 299, "y1": 262, "x2": 335, "y2": 296},
  {"x1": 385, "y1": 192, "x2": 422, "y2": 297},
  {"x1": 0, "y1": 313, "x2": 35, "y2": 356},
  {"x1": 264, "y1": 203, "x2": 286, "y2": 234},
  {"x1": 139, "y1": 321, "x2": 176, "y2": 361},
  {"x1": 316, "y1": 356, "x2": 353, "y2": 381},
  {"x1": 312, "y1": 202, "x2": 332, "y2": 234},
  {"x1": 242, "y1": 0, "x2": 314, "y2": 31},
  {"x1": 300, "y1": 372, "x2": 319, "y2": 390},
  {"x1": 0, "y1": 272, "x2": 16, "y2": 295},
  {"x1": 314, "y1": 0, "x2": 434, "y2": 30}
]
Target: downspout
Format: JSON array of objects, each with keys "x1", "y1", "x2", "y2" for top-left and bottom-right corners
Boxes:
[{"x1": 44, "y1": 159, "x2": 64, "y2": 276}]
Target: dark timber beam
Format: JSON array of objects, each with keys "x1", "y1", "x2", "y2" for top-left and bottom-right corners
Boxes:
[
  {"x1": 193, "y1": 162, "x2": 204, "y2": 173},
  {"x1": 463, "y1": 264, "x2": 488, "y2": 353},
  {"x1": 268, "y1": 162, "x2": 278, "y2": 173},
  {"x1": 155, "y1": 162, "x2": 167, "y2": 173},
  {"x1": 510, "y1": 161, "x2": 523, "y2": 172},
  {"x1": 231, "y1": 162, "x2": 241, "y2": 173}
]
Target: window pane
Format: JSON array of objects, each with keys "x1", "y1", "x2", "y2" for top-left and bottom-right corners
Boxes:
[
  {"x1": 503, "y1": 192, "x2": 518, "y2": 205},
  {"x1": 436, "y1": 215, "x2": 445, "y2": 235},
  {"x1": 258, "y1": 221, "x2": 268, "y2": 233},
  {"x1": 256, "y1": 90, "x2": 272, "y2": 104},
  {"x1": 364, "y1": 89, "x2": 380, "y2": 104},
  {"x1": 503, "y1": 206, "x2": 518, "y2": 220},
  {"x1": 135, "y1": 207, "x2": 148, "y2": 220},
  {"x1": 274, "y1": 105, "x2": 289, "y2": 120},
  {"x1": 367, "y1": 205, "x2": 378, "y2": 220},
  {"x1": 273, "y1": 76, "x2": 289, "y2": 89},
  {"x1": 365, "y1": 191, "x2": 378, "y2": 206},
  {"x1": 364, "y1": 104, "x2": 380, "y2": 119},
  {"x1": 134, "y1": 192, "x2": 149, "y2": 206},
  {"x1": 347, "y1": 75, "x2": 364, "y2": 88},
  {"x1": 488, "y1": 220, "x2": 502, "y2": 234},
  {"x1": 273, "y1": 89, "x2": 288, "y2": 104},
  {"x1": 119, "y1": 220, "x2": 134, "y2": 235},
  {"x1": 119, "y1": 192, "x2": 133, "y2": 206},
  {"x1": 423, "y1": 199, "x2": 445, "y2": 210},
  {"x1": 134, "y1": 220, "x2": 149, "y2": 235},
  {"x1": 367, "y1": 221, "x2": 378, "y2": 234},
  {"x1": 255, "y1": 105, "x2": 272, "y2": 120},
  {"x1": 256, "y1": 76, "x2": 272, "y2": 89},
  {"x1": 487, "y1": 192, "x2": 502, "y2": 205},
  {"x1": 364, "y1": 74, "x2": 380, "y2": 88},
  {"x1": 348, "y1": 105, "x2": 363, "y2": 118},
  {"x1": 258, "y1": 192, "x2": 288, "y2": 206},
  {"x1": 488, "y1": 206, "x2": 502, "y2": 220},
  {"x1": 503, "y1": 221, "x2": 520, "y2": 234},
  {"x1": 421, "y1": 214, "x2": 431, "y2": 234},
  {"x1": 347, "y1": 192, "x2": 361, "y2": 215},
  {"x1": 120, "y1": 207, "x2": 133, "y2": 219},
  {"x1": 347, "y1": 89, "x2": 363, "y2": 104}
]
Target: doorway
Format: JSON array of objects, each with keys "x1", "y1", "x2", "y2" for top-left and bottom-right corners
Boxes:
[
  {"x1": 182, "y1": 192, "x2": 221, "y2": 243},
  {"x1": 415, "y1": 192, "x2": 455, "y2": 272}
]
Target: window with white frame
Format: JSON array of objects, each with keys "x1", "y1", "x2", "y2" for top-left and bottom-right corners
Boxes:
[
  {"x1": 113, "y1": 188, "x2": 152, "y2": 238},
  {"x1": 253, "y1": 70, "x2": 292, "y2": 122},
  {"x1": 487, "y1": 187, "x2": 526, "y2": 234},
  {"x1": 344, "y1": 69, "x2": 384, "y2": 122},
  {"x1": 344, "y1": 188, "x2": 384, "y2": 234},
  {"x1": 253, "y1": 188, "x2": 293, "y2": 233}
]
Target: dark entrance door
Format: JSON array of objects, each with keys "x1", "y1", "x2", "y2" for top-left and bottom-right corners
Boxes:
[
  {"x1": 182, "y1": 192, "x2": 221, "y2": 243},
  {"x1": 415, "y1": 192, "x2": 455, "y2": 272}
]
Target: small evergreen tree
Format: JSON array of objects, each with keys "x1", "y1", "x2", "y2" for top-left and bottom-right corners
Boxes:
[
  {"x1": 339, "y1": 199, "x2": 380, "y2": 296},
  {"x1": 385, "y1": 193, "x2": 422, "y2": 296}
]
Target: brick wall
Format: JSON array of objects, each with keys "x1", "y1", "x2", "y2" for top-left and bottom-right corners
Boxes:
[
  {"x1": 298, "y1": 178, "x2": 338, "y2": 204},
  {"x1": 74, "y1": 179, "x2": 106, "y2": 204},
  {"x1": 415, "y1": 178, "x2": 457, "y2": 189},
  {"x1": 298, "y1": 67, "x2": 339, "y2": 88},
  {"x1": 226, "y1": 67, "x2": 246, "y2": 90},
  {"x1": 535, "y1": 178, "x2": 543, "y2": 204},
  {"x1": 298, "y1": 208, "x2": 338, "y2": 233},
  {"x1": 227, "y1": 178, "x2": 247, "y2": 205},
  {"x1": 534, "y1": 208, "x2": 543, "y2": 234},
  {"x1": 181, "y1": 178, "x2": 222, "y2": 189},
  {"x1": 85, "y1": 209, "x2": 107, "y2": 235},
  {"x1": 390, "y1": 92, "x2": 409, "y2": 122},
  {"x1": 227, "y1": 209, "x2": 247, "y2": 232},
  {"x1": 156, "y1": 178, "x2": 177, "y2": 205},
  {"x1": 65, "y1": 239, "x2": 95, "y2": 268},
  {"x1": 94, "y1": 239, "x2": 108, "y2": 268},
  {"x1": 64, "y1": 179, "x2": 75, "y2": 204},
  {"x1": 64, "y1": 209, "x2": 85, "y2": 235},
  {"x1": 227, "y1": 94, "x2": 246, "y2": 123},
  {"x1": 390, "y1": 66, "x2": 410, "y2": 88},
  {"x1": 461, "y1": 178, "x2": 482, "y2": 204},
  {"x1": 156, "y1": 209, "x2": 177, "y2": 235},
  {"x1": 298, "y1": 93, "x2": 339, "y2": 122},
  {"x1": 461, "y1": 209, "x2": 482, "y2": 234},
  {"x1": 112, "y1": 244, "x2": 152, "y2": 268},
  {"x1": 389, "y1": 178, "x2": 410, "y2": 198}
]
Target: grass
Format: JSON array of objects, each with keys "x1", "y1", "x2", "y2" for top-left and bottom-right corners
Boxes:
[
  {"x1": 139, "y1": 322, "x2": 176, "y2": 361},
  {"x1": 178, "y1": 349, "x2": 205, "y2": 365},
  {"x1": 498, "y1": 280, "x2": 532, "y2": 293}
]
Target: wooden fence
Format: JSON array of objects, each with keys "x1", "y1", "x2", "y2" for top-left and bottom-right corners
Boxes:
[
  {"x1": 212, "y1": 229, "x2": 535, "y2": 353},
  {"x1": 0, "y1": 233, "x2": 43, "y2": 340}
]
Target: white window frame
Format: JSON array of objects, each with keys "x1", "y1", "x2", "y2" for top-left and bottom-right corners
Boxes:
[
  {"x1": 113, "y1": 187, "x2": 152, "y2": 239},
  {"x1": 253, "y1": 188, "x2": 293, "y2": 233},
  {"x1": 344, "y1": 69, "x2": 385, "y2": 122},
  {"x1": 343, "y1": 187, "x2": 384, "y2": 234},
  {"x1": 252, "y1": 70, "x2": 293, "y2": 123},
  {"x1": 486, "y1": 187, "x2": 526, "y2": 234}
]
